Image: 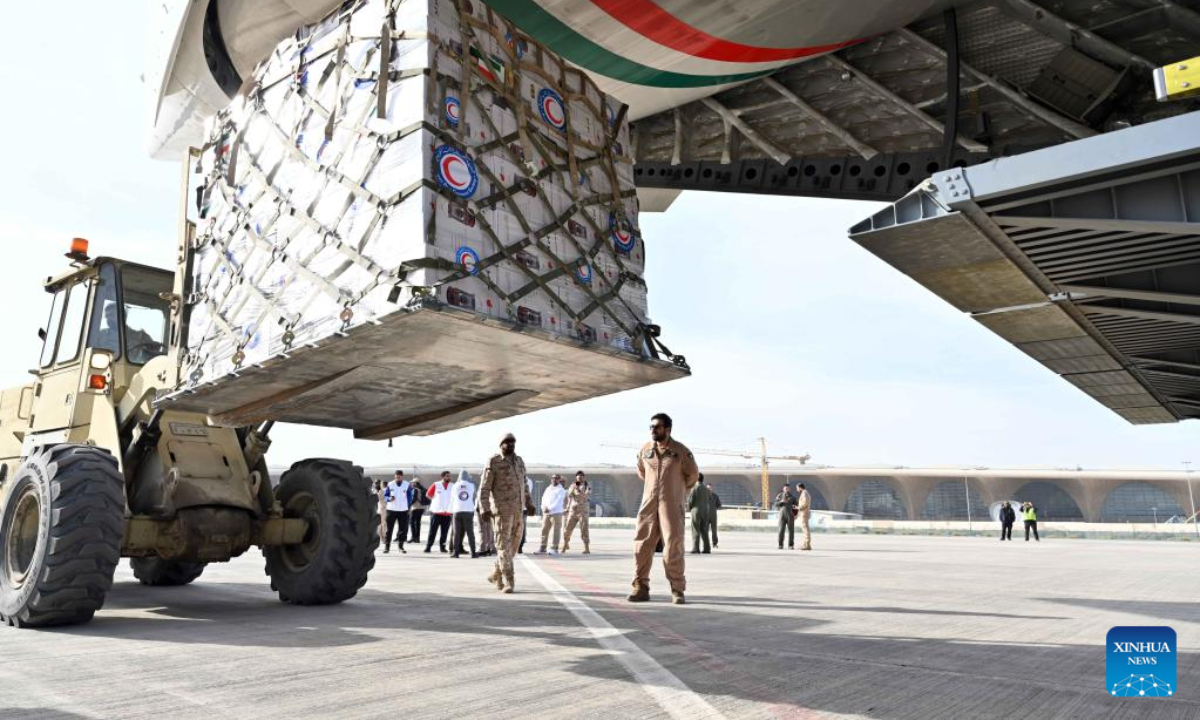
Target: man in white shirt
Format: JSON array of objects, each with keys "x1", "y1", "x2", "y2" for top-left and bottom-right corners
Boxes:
[
  {"x1": 538, "y1": 475, "x2": 568, "y2": 555},
  {"x1": 451, "y1": 470, "x2": 478, "y2": 558},
  {"x1": 424, "y1": 471, "x2": 455, "y2": 553},
  {"x1": 384, "y1": 470, "x2": 411, "y2": 554}
]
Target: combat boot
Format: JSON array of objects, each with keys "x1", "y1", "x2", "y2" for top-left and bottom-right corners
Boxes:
[
  {"x1": 502, "y1": 570, "x2": 515, "y2": 594},
  {"x1": 627, "y1": 582, "x2": 650, "y2": 603},
  {"x1": 672, "y1": 591, "x2": 686, "y2": 605},
  {"x1": 582, "y1": 545, "x2": 590, "y2": 555},
  {"x1": 561, "y1": 542, "x2": 570, "y2": 554},
  {"x1": 487, "y1": 567, "x2": 502, "y2": 587}
]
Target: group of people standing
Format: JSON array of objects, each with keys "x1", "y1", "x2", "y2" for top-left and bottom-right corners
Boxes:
[
  {"x1": 999, "y1": 501, "x2": 1040, "y2": 541},
  {"x1": 377, "y1": 469, "x2": 488, "y2": 558},
  {"x1": 774, "y1": 482, "x2": 813, "y2": 551},
  {"x1": 534, "y1": 472, "x2": 592, "y2": 555},
  {"x1": 374, "y1": 433, "x2": 597, "y2": 594}
]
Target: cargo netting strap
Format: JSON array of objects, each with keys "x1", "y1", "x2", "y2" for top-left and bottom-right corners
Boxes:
[{"x1": 185, "y1": 0, "x2": 665, "y2": 381}]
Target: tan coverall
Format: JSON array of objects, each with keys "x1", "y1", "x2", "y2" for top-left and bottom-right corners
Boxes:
[
  {"x1": 798, "y1": 488, "x2": 812, "y2": 550},
  {"x1": 633, "y1": 438, "x2": 699, "y2": 594},
  {"x1": 479, "y1": 453, "x2": 535, "y2": 591},
  {"x1": 562, "y1": 483, "x2": 591, "y2": 552}
]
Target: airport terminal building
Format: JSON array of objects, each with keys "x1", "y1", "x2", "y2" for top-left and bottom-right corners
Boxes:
[{"x1": 380, "y1": 465, "x2": 1199, "y2": 524}]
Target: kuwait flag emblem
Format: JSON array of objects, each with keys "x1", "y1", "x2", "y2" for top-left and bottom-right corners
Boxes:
[{"x1": 470, "y1": 45, "x2": 507, "y2": 84}]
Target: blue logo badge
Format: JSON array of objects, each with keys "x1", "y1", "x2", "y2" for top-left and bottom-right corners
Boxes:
[
  {"x1": 609, "y1": 212, "x2": 636, "y2": 254},
  {"x1": 434, "y1": 145, "x2": 478, "y2": 198},
  {"x1": 445, "y1": 96, "x2": 461, "y2": 127},
  {"x1": 456, "y1": 246, "x2": 480, "y2": 275},
  {"x1": 1107, "y1": 626, "x2": 1176, "y2": 697},
  {"x1": 538, "y1": 89, "x2": 567, "y2": 132}
]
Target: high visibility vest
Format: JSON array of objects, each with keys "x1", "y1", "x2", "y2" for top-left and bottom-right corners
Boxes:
[{"x1": 1023, "y1": 506, "x2": 1037, "y2": 521}]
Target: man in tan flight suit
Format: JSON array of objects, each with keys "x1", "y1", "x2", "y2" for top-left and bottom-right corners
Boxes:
[
  {"x1": 630, "y1": 413, "x2": 699, "y2": 605},
  {"x1": 797, "y1": 482, "x2": 813, "y2": 551},
  {"x1": 562, "y1": 471, "x2": 591, "y2": 554},
  {"x1": 479, "y1": 433, "x2": 537, "y2": 593}
]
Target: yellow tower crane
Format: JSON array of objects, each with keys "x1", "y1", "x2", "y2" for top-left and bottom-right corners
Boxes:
[{"x1": 601, "y1": 438, "x2": 810, "y2": 509}]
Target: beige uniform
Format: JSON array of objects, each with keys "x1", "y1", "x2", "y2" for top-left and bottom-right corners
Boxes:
[
  {"x1": 479, "y1": 453, "x2": 535, "y2": 590},
  {"x1": 377, "y1": 485, "x2": 388, "y2": 544},
  {"x1": 563, "y1": 483, "x2": 591, "y2": 551},
  {"x1": 633, "y1": 438, "x2": 699, "y2": 594},
  {"x1": 797, "y1": 489, "x2": 812, "y2": 550}
]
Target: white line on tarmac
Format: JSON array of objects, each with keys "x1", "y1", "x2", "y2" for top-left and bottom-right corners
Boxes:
[{"x1": 520, "y1": 556, "x2": 726, "y2": 720}]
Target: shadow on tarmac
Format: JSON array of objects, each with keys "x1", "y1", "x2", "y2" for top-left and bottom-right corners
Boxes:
[
  {"x1": 1039, "y1": 597, "x2": 1200, "y2": 625},
  {"x1": 32, "y1": 576, "x2": 1200, "y2": 719}
]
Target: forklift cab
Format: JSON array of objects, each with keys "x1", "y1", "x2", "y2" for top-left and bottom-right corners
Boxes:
[{"x1": 31, "y1": 248, "x2": 174, "y2": 445}]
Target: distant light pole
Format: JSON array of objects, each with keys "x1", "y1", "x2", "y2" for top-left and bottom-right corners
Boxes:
[
  {"x1": 1185, "y1": 461, "x2": 1198, "y2": 539},
  {"x1": 964, "y1": 477, "x2": 972, "y2": 532},
  {"x1": 1152, "y1": 506, "x2": 1158, "y2": 529}
]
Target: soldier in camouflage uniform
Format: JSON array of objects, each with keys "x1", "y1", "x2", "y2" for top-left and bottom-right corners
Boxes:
[
  {"x1": 561, "y1": 471, "x2": 591, "y2": 554},
  {"x1": 479, "y1": 433, "x2": 536, "y2": 593}
]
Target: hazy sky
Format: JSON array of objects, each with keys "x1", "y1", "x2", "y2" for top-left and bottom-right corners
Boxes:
[{"x1": 0, "y1": 3, "x2": 1196, "y2": 472}]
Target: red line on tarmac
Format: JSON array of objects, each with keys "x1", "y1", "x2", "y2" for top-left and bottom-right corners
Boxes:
[{"x1": 587, "y1": 0, "x2": 862, "y2": 63}]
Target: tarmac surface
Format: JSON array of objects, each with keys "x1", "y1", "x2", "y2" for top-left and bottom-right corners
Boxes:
[{"x1": 1, "y1": 530, "x2": 1198, "y2": 719}]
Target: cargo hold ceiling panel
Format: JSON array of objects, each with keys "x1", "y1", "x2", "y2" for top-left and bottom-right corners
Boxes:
[{"x1": 849, "y1": 111, "x2": 1200, "y2": 425}]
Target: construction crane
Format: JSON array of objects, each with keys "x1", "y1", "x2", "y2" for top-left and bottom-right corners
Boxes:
[{"x1": 601, "y1": 438, "x2": 810, "y2": 509}]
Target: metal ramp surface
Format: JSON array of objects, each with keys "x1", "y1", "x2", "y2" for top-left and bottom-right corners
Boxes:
[{"x1": 850, "y1": 111, "x2": 1200, "y2": 425}]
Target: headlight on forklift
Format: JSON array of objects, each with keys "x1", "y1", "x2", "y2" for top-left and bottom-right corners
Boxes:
[{"x1": 90, "y1": 353, "x2": 111, "y2": 370}]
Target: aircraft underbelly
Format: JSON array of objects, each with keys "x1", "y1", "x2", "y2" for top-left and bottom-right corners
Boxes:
[{"x1": 148, "y1": 0, "x2": 954, "y2": 158}]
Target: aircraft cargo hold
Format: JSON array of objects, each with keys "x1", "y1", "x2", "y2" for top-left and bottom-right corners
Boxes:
[{"x1": 158, "y1": 0, "x2": 687, "y2": 438}]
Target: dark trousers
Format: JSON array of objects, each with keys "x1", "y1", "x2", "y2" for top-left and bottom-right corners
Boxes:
[
  {"x1": 778, "y1": 513, "x2": 795, "y2": 548},
  {"x1": 425, "y1": 514, "x2": 452, "y2": 551},
  {"x1": 1024, "y1": 520, "x2": 1039, "y2": 541},
  {"x1": 520, "y1": 521, "x2": 527, "y2": 553},
  {"x1": 691, "y1": 515, "x2": 711, "y2": 553},
  {"x1": 453, "y1": 511, "x2": 476, "y2": 556},
  {"x1": 710, "y1": 510, "x2": 719, "y2": 547},
  {"x1": 1000, "y1": 522, "x2": 1013, "y2": 540},
  {"x1": 409, "y1": 509, "x2": 425, "y2": 542},
  {"x1": 385, "y1": 510, "x2": 409, "y2": 550}
]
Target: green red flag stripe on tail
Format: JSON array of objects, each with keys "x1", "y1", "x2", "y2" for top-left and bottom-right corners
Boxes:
[
  {"x1": 588, "y1": 0, "x2": 863, "y2": 63},
  {"x1": 484, "y1": 0, "x2": 774, "y2": 87}
]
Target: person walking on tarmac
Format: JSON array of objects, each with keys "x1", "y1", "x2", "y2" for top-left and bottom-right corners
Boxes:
[
  {"x1": 1022, "y1": 501, "x2": 1040, "y2": 541},
  {"x1": 375, "y1": 479, "x2": 388, "y2": 546},
  {"x1": 776, "y1": 484, "x2": 798, "y2": 550},
  {"x1": 424, "y1": 472, "x2": 454, "y2": 553},
  {"x1": 797, "y1": 483, "x2": 813, "y2": 551},
  {"x1": 629, "y1": 413, "x2": 700, "y2": 605},
  {"x1": 688, "y1": 477, "x2": 714, "y2": 554},
  {"x1": 708, "y1": 482, "x2": 722, "y2": 549},
  {"x1": 479, "y1": 433, "x2": 537, "y2": 593},
  {"x1": 999, "y1": 501, "x2": 1016, "y2": 541},
  {"x1": 562, "y1": 471, "x2": 592, "y2": 554},
  {"x1": 451, "y1": 470, "x2": 478, "y2": 558},
  {"x1": 538, "y1": 475, "x2": 568, "y2": 554}
]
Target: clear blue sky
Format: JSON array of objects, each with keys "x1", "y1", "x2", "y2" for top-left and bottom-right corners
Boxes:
[{"x1": 0, "y1": 2, "x2": 1196, "y2": 471}]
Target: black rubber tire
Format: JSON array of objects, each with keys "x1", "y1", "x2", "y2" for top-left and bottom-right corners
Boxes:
[
  {"x1": 264, "y1": 459, "x2": 378, "y2": 605},
  {"x1": 0, "y1": 445, "x2": 124, "y2": 628},
  {"x1": 130, "y1": 558, "x2": 207, "y2": 587}
]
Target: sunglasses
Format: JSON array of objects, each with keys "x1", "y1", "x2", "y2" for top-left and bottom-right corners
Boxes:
[{"x1": 649, "y1": 424, "x2": 666, "y2": 430}]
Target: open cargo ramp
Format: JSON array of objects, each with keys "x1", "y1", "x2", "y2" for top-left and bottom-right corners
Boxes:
[
  {"x1": 850, "y1": 111, "x2": 1200, "y2": 425},
  {"x1": 158, "y1": 302, "x2": 688, "y2": 438}
]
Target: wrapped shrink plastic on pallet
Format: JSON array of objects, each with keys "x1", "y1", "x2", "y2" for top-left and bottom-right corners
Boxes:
[{"x1": 184, "y1": 0, "x2": 651, "y2": 387}]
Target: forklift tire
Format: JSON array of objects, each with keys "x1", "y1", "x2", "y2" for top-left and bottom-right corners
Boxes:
[
  {"x1": 130, "y1": 558, "x2": 206, "y2": 587},
  {"x1": 263, "y1": 459, "x2": 378, "y2": 605},
  {"x1": 0, "y1": 445, "x2": 124, "y2": 628}
]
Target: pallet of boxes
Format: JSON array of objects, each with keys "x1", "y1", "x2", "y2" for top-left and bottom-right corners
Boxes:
[{"x1": 159, "y1": 0, "x2": 688, "y2": 438}]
